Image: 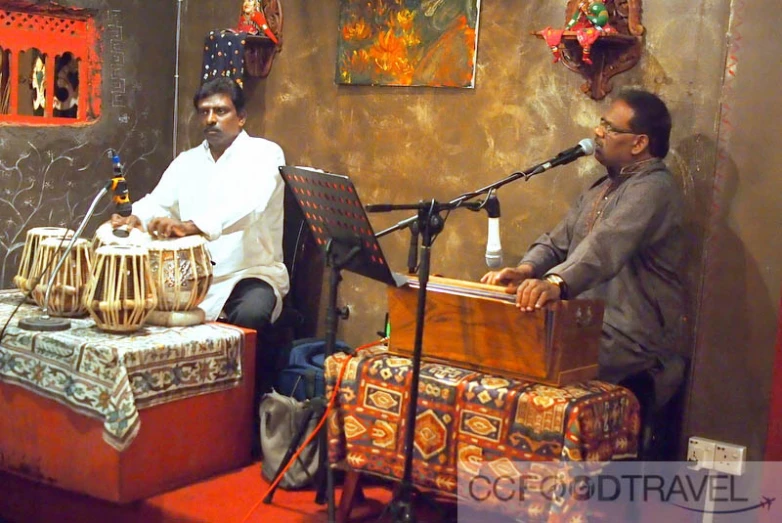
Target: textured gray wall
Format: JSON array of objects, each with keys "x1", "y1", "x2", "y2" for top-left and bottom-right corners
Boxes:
[{"x1": 0, "y1": 0, "x2": 176, "y2": 287}]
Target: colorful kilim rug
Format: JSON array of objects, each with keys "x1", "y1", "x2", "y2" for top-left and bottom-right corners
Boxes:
[
  {"x1": 326, "y1": 345, "x2": 640, "y2": 521},
  {"x1": 0, "y1": 290, "x2": 245, "y2": 450}
]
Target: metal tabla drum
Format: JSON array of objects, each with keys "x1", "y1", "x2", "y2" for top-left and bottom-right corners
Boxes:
[
  {"x1": 83, "y1": 245, "x2": 158, "y2": 333},
  {"x1": 145, "y1": 235, "x2": 213, "y2": 327},
  {"x1": 31, "y1": 237, "x2": 92, "y2": 317},
  {"x1": 14, "y1": 227, "x2": 75, "y2": 298}
]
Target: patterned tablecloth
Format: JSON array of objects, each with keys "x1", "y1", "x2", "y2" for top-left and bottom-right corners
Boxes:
[
  {"x1": 326, "y1": 345, "x2": 641, "y2": 521},
  {"x1": 0, "y1": 290, "x2": 245, "y2": 451}
]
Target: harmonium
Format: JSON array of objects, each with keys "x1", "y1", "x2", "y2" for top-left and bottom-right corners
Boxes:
[{"x1": 387, "y1": 275, "x2": 604, "y2": 386}]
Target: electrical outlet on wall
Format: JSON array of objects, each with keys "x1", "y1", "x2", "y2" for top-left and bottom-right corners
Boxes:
[
  {"x1": 713, "y1": 442, "x2": 747, "y2": 476},
  {"x1": 688, "y1": 437, "x2": 747, "y2": 475},
  {"x1": 687, "y1": 437, "x2": 717, "y2": 470}
]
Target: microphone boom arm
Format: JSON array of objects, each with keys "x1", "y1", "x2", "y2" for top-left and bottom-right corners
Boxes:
[
  {"x1": 371, "y1": 139, "x2": 594, "y2": 239},
  {"x1": 372, "y1": 161, "x2": 545, "y2": 239}
]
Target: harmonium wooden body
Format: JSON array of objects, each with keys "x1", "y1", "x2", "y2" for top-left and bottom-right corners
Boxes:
[{"x1": 387, "y1": 276, "x2": 604, "y2": 386}]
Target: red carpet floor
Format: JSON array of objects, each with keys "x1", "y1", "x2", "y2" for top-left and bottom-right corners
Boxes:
[
  {"x1": 0, "y1": 463, "x2": 403, "y2": 523},
  {"x1": 0, "y1": 463, "x2": 732, "y2": 523}
]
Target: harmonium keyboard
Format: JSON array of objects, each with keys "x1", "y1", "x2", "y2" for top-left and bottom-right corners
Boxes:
[{"x1": 387, "y1": 275, "x2": 604, "y2": 386}]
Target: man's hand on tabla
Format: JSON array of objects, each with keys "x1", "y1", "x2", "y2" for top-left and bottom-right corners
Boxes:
[
  {"x1": 110, "y1": 214, "x2": 143, "y2": 231},
  {"x1": 147, "y1": 217, "x2": 200, "y2": 239}
]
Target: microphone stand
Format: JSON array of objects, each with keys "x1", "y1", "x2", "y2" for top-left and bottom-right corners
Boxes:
[
  {"x1": 387, "y1": 201, "x2": 443, "y2": 523},
  {"x1": 316, "y1": 238, "x2": 361, "y2": 521},
  {"x1": 373, "y1": 159, "x2": 550, "y2": 240},
  {"x1": 18, "y1": 181, "x2": 113, "y2": 332},
  {"x1": 366, "y1": 157, "x2": 567, "y2": 522}
]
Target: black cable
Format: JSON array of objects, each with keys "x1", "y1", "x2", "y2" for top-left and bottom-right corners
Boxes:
[
  {"x1": 430, "y1": 191, "x2": 492, "y2": 248},
  {"x1": 288, "y1": 220, "x2": 307, "y2": 289}
]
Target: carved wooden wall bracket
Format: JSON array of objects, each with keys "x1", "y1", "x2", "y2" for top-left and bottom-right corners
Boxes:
[
  {"x1": 243, "y1": 0, "x2": 283, "y2": 78},
  {"x1": 534, "y1": 0, "x2": 644, "y2": 100}
]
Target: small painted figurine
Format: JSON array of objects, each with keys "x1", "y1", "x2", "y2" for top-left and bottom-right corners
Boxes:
[
  {"x1": 564, "y1": 1, "x2": 615, "y2": 65},
  {"x1": 576, "y1": 28, "x2": 600, "y2": 64},
  {"x1": 542, "y1": 27, "x2": 565, "y2": 62},
  {"x1": 236, "y1": 0, "x2": 278, "y2": 44},
  {"x1": 567, "y1": 0, "x2": 610, "y2": 31}
]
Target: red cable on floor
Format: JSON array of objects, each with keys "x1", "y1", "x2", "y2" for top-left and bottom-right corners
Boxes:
[{"x1": 241, "y1": 338, "x2": 387, "y2": 522}]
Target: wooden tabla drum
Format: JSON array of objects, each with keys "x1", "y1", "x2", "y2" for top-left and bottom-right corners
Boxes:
[
  {"x1": 83, "y1": 245, "x2": 158, "y2": 333},
  {"x1": 145, "y1": 235, "x2": 213, "y2": 327},
  {"x1": 31, "y1": 237, "x2": 92, "y2": 317},
  {"x1": 14, "y1": 227, "x2": 74, "y2": 298},
  {"x1": 91, "y1": 222, "x2": 149, "y2": 252}
]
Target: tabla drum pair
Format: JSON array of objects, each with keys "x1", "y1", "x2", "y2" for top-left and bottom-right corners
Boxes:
[{"x1": 83, "y1": 232, "x2": 213, "y2": 332}]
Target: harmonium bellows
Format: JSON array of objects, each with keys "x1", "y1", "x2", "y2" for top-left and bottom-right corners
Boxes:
[{"x1": 386, "y1": 275, "x2": 604, "y2": 386}]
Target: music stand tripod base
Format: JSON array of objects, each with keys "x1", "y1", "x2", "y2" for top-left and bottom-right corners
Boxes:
[{"x1": 18, "y1": 316, "x2": 71, "y2": 331}]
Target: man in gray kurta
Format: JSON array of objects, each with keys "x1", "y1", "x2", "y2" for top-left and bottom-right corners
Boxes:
[{"x1": 482, "y1": 89, "x2": 686, "y2": 410}]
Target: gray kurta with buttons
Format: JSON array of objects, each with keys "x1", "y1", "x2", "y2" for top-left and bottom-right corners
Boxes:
[{"x1": 520, "y1": 158, "x2": 686, "y2": 408}]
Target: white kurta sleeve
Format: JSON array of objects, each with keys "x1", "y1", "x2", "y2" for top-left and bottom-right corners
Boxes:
[{"x1": 131, "y1": 155, "x2": 186, "y2": 226}]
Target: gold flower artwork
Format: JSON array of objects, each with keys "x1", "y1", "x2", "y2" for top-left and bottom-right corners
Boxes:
[{"x1": 336, "y1": 0, "x2": 481, "y2": 88}]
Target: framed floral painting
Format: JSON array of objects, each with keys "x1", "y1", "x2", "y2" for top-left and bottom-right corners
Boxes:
[{"x1": 336, "y1": 0, "x2": 481, "y2": 88}]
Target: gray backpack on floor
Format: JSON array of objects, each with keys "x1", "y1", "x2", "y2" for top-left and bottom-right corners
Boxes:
[{"x1": 258, "y1": 390, "x2": 321, "y2": 489}]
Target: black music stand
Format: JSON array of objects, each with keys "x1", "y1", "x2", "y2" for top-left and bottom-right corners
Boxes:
[
  {"x1": 267, "y1": 166, "x2": 399, "y2": 522},
  {"x1": 277, "y1": 145, "x2": 590, "y2": 523}
]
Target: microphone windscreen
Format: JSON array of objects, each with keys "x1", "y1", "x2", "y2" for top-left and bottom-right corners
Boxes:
[
  {"x1": 579, "y1": 138, "x2": 596, "y2": 156},
  {"x1": 485, "y1": 253, "x2": 503, "y2": 269}
]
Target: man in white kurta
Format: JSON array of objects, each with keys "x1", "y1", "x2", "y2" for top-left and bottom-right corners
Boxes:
[
  {"x1": 112, "y1": 77, "x2": 288, "y2": 344},
  {"x1": 129, "y1": 129, "x2": 288, "y2": 322}
]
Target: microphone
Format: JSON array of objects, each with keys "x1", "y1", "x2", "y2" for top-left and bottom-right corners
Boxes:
[
  {"x1": 108, "y1": 151, "x2": 132, "y2": 238},
  {"x1": 484, "y1": 191, "x2": 502, "y2": 269},
  {"x1": 539, "y1": 138, "x2": 595, "y2": 171},
  {"x1": 407, "y1": 221, "x2": 419, "y2": 274}
]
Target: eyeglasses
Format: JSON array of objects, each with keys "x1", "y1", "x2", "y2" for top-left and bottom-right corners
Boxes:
[{"x1": 598, "y1": 118, "x2": 636, "y2": 135}]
